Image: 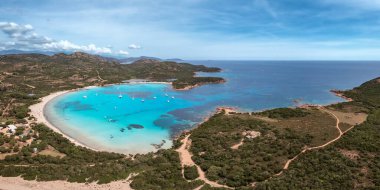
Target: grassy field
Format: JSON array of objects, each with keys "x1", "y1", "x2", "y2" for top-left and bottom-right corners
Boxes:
[
  {"x1": 38, "y1": 145, "x2": 66, "y2": 158},
  {"x1": 268, "y1": 108, "x2": 338, "y2": 146}
]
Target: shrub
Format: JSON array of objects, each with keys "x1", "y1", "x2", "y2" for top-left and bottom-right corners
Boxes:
[{"x1": 184, "y1": 165, "x2": 199, "y2": 180}]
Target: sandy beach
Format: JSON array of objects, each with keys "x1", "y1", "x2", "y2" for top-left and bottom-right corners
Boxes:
[
  {"x1": 28, "y1": 85, "x2": 173, "y2": 154},
  {"x1": 122, "y1": 79, "x2": 172, "y2": 85},
  {"x1": 0, "y1": 176, "x2": 133, "y2": 190},
  {"x1": 127, "y1": 81, "x2": 172, "y2": 85},
  {"x1": 330, "y1": 90, "x2": 353, "y2": 102},
  {"x1": 29, "y1": 89, "x2": 98, "y2": 151}
]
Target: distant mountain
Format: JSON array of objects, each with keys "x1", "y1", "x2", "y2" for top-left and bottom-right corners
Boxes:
[
  {"x1": 0, "y1": 50, "x2": 184, "y2": 63},
  {"x1": 0, "y1": 50, "x2": 122, "y2": 63},
  {"x1": 165, "y1": 58, "x2": 184, "y2": 62},
  {"x1": 51, "y1": 52, "x2": 121, "y2": 63},
  {"x1": 120, "y1": 56, "x2": 184, "y2": 64},
  {"x1": 0, "y1": 49, "x2": 58, "y2": 56},
  {"x1": 119, "y1": 56, "x2": 161, "y2": 64},
  {"x1": 0, "y1": 51, "x2": 221, "y2": 91}
]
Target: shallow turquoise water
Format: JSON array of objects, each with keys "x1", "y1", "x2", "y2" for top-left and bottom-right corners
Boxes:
[{"x1": 45, "y1": 61, "x2": 380, "y2": 154}]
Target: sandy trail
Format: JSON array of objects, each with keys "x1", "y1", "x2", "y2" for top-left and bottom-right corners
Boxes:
[
  {"x1": 275, "y1": 106, "x2": 348, "y2": 176},
  {"x1": 0, "y1": 176, "x2": 134, "y2": 190},
  {"x1": 230, "y1": 139, "x2": 244, "y2": 150},
  {"x1": 23, "y1": 83, "x2": 36, "y2": 89},
  {"x1": 308, "y1": 108, "x2": 342, "y2": 150},
  {"x1": 2, "y1": 98, "x2": 15, "y2": 116},
  {"x1": 176, "y1": 134, "x2": 233, "y2": 189},
  {"x1": 96, "y1": 70, "x2": 106, "y2": 82}
]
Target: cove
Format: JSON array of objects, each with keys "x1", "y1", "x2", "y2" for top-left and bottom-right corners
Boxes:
[{"x1": 44, "y1": 61, "x2": 380, "y2": 154}]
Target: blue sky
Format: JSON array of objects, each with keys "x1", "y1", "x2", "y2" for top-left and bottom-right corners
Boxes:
[{"x1": 1, "y1": 0, "x2": 380, "y2": 60}]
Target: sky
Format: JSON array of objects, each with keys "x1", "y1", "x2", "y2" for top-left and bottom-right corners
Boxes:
[{"x1": 1, "y1": 0, "x2": 380, "y2": 60}]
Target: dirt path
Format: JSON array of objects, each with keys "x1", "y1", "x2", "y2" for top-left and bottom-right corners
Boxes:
[
  {"x1": 23, "y1": 83, "x2": 36, "y2": 89},
  {"x1": 230, "y1": 139, "x2": 244, "y2": 150},
  {"x1": 2, "y1": 98, "x2": 15, "y2": 117},
  {"x1": 308, "y1": 107, "x2": 342, "y2": 149},
  {"x1": 274, "y1": 106, "x2": 348, "y2": 176},
  {"x1": 0, "y1": 175, "x2": 134, "y2": 190},
  {"x1": 176, "y1": 134, "x2": 233, "y2": 189},
  {"x1": 96, "y1": 70, "x2": 106, "y2": 82}
]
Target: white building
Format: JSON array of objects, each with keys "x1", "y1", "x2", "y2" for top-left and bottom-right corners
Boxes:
[{"x1": 7, "y1": 124, "x2": 17, "y2": 133}]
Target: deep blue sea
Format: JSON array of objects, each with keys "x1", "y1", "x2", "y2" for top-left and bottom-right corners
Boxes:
[{"x1": 45, "y1": 61, "x2": 380, "y2": 153}]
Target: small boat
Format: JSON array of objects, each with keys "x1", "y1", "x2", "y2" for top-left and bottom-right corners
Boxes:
[
  {"x1": 167, "y1": 100, "x2": 170, "y2": 103},
  {"x1": 171, "y1": 96, "x2": 175, "y2": 99},
  {"x1": 141, "y1": 99, "x2": 145, "y2": 102},
  {"x1": 118, "y1": 94, "x2": 123, "y2": 98},
  {"x1": 153, "y1": 96, "x2": 157, "y2": 99},
  {"x1": 83, "y1": 95, "x2": 87, "y2": 99}
]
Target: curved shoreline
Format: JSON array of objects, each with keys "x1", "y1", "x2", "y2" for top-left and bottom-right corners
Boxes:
[
  {"x1": 29, "y1": 90, "x2": 99, "y2": 151},
  {"x1": 29, "y1": 82, "x2": 348, "y2": 155},
  {"x1": 28, "y1": 83, "x2": 177, "y2": 154},
  {"x1": 28, "y1": 86, "x2": 237, "y2": 154}
]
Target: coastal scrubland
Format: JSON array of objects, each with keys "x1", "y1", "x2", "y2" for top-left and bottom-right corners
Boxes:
[
  {"x1": 255, "y1": 77, "x2": 380, "y2": 190},
  {"x1": 0, "y1": 52, "x2": 379, "y2": 189},
  {"x1": 189, "y1": 107, "x2": 337, "y2": 187},
  {"x1": 0, "y1": 123, "x2": 204, "y2": 189},
  {"x1": 172, "y1": 77, "x2": 225, "y2": 90}
]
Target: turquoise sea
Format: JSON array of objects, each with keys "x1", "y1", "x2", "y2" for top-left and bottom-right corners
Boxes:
[{"x1": 45, "y1": 61, "x2": 380, "y2": 154}]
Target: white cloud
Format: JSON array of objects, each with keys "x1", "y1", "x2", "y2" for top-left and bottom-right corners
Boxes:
[
  {"x1": 0, "y1": 22, "x2": 128, "y2": 56},
  {"x1": 0, "y1": 22, "x2": 34, "y2": 38},
  {"x1": 128, "y1": 44, "x2": 142, "y2": 49},
  {"x1": 39, "y1": 40, "x2": 113, "y2": 54},
  {"x1": 118, "y1": 50, "x2": 129, "y2": 55}
]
